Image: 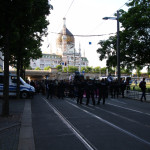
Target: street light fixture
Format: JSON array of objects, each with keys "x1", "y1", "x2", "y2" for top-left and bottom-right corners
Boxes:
[{"x1": 103, "y1": 11, "x2": 120, "y2": 83}]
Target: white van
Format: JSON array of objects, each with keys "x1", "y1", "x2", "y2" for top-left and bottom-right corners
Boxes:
[{"x1": 0, "y1": 73, "x2": 35, "y2": 98}]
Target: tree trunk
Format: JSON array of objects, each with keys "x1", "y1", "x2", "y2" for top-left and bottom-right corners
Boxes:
[
  {"x1": 16, "y1": 55, "x2": 20, "y2": 99},
  {"x1": 2, "y1": 29, "x2": 10, "y2": 116}
]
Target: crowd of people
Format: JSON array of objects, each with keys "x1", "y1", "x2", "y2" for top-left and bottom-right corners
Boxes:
[{"x1": 28, "y1": 75, "x2": 132, "y2": 105}]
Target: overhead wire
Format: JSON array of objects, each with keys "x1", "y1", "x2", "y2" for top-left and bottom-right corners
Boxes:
[
  {"x1": 56, "y1": 0, "x2": 75, "y2": 33},
  {"x1": 64, "y1": 0, "x2": 75, "y2": 17},
  {"x1": 50, "y1": 31, "x2": 115, "y2": 37},
  {"x1": 48, "y1": 0, "x2": 131, "y2": 39}
]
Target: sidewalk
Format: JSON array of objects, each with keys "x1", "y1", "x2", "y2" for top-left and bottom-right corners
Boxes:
[
  {"x1": 0, "y1": 98, "x2": 24, "y2": 150},
  {"x1": 0, "y1": 93, "x2": 149, "y2": 150},
  {"x1": 0, "y1": 98, "x2": 34, "y2": 150}
]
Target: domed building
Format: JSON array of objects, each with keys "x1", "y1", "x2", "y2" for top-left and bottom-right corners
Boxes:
[
  {"x1": 56, "y1": 18, "x2": 75, "y2": 55},
  {"x1": 56, "y1": 18, "x2": 88, "y2": 71},
  {"x1": 30, "y1": 18, "x2": 88, "y2": 71}
]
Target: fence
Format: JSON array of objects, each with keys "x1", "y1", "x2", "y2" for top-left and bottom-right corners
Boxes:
[{"x1": 124, "y1": 90, "x2": 150, "y2": 102}]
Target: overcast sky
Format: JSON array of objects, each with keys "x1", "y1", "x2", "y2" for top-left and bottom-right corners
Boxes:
[{"x1": 41, "y1": 0, "x2": 129, "y2": 68}]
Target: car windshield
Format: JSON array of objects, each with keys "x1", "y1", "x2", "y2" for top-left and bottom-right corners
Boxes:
[{"x1": 20, "y1": 77, "x2": 26, "y2": 85}]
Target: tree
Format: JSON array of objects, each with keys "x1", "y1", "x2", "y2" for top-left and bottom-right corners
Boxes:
[
  {"x1": 68, "y1": 66, "x2": 78, "y2": 72},
  {"x1": 93, "y1": 67, "x2": 100, "y2": 73},
  {"x1": 101, "y1": 67, "x2": 107, "y2": 74},
  {"x1": 0, "y1": 0, "x2": 52, "y2": 115},
  {"x1": 44, "y1": 66, "x2": 51, "y2": 70},
  {"x1": 81, "y1": 67, "x2": 87, "y2": 73},
  {"x1": 56, "y1": 65, "x2": 62, "y2": 72},
  {"x1": 86, "y1": 66, "x2": 93, "y2": 73},
  {"x1": 35, "y1": 67, "x2": 41, "y2": 70},
  {"x1": 97, "y1": 0, "x2": 150, "y2": 71}
]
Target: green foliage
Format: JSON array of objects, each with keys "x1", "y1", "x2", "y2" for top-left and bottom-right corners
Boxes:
[
  {"x1": 101, "y1": 67, "x2": 107, "y2": 74},
  {"x1": 136, "y1": 66, "x2": 142, "y2": 77},
  {"x1": 120, "y1": 67, "x2": 132, "y2": 75},
  {"x1": 147, "y1": 66, "x2": 150, "y2": 75},
  {"x1": 35, "y1": 67, "x2": 41, "y2": 70},
  {"x1": 68, "y1": 66, "x2": 78, "y2": 72},
  {"x1": 26, "y1": 66, "x2": 33, "y2": 70},
  {"x1": 63, "y1": 67, "x2": 67, "y2": 72},
  {"x1": 97, "y1": 0, "x2": 150, "y2": 70},
  {"x1": 56, "y1": 65, "x2": 62, "y2": 72},
  {"x1": 86, "y1": 66, "x2": 93, "y2": 73},
  {"x1": 44, "y1": 66, "x2": 51, "y2": 70},
  {"x1": 94, "y1": 67, "x2": 100, "y2": 73},
  {"x1": 81, "y1": 67, "x2": 87, "y2": 72}
]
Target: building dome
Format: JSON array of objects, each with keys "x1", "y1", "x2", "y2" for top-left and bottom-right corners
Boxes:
[{"x1": 56, "y1": 28, "x2": 75, "y2": 47}]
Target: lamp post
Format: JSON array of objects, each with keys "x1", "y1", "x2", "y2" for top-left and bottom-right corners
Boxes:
[{"x1": 103, "y1": 11, "x2": 120, "y2": 83}]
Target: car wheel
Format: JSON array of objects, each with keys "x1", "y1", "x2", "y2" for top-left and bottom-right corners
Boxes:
[{"x1": 21, "y1": 91, "x2": 28, "y2": 99}]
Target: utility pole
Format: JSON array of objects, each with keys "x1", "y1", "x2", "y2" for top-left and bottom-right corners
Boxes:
[
  {"x1": 103, "y1": 10, "x2": 120, "y2": 84},
  {"x1": 117, "y1": 10, "x2": 120, "y2": 84}
]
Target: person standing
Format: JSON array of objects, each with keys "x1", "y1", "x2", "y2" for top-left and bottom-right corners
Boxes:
[
  {"x1": 97, "y1": 79, "x2": 107, "y2": 105},
  {"x1": 139, "y1": 78, "x2": 146, "y2": 102},
  {"x1": 120, "y1": 78, "x2": 126, "y2": 98},
  {"x1": 58, "y1": 80, "x2": 65, "y2": 99},
  {"x1": 97, "y1": 80, "x2": 102, "y2": 104},
  {"x1": 76, "y1": 79, "x2": 84, "y2": 104},
  {"x1": 47, "y1": 80, "x2": 55, "y2": 99},
  {"x1": 85, "y1": 79, "x2": 95, "y2": 106},
  {"x1": 113, "y1": 79, "x2": 119, "y2": 99}
]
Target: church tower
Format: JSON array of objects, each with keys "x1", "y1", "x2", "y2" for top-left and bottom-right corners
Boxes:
[
  {"x1": 56, "y1": 18, "x2": 75, "y2": 55},
  {"x1": 62, "y1": 18, "x2": 67, "y2": 53}
]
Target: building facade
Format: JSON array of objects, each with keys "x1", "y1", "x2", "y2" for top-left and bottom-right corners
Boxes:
[{"x1": 30, "y1": 18, "x2": 88, "y2": 70}]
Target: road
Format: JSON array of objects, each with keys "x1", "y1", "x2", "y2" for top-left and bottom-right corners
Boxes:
[{"x1": 31, "y1": 94, "x2": 150, "y2": 150}]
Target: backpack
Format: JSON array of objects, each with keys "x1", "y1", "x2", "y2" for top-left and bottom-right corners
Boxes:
[{"x1": 139, "y1": 81, "x2": 143, "y2": 88}]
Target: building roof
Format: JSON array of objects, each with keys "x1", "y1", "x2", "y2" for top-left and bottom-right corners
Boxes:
[{"x1": 56, "y1": 28, "x2": 75, "y2": 46}]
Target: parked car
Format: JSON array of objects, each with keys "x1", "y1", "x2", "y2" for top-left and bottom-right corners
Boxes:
[{"x1": 0, "y1": 73, "x2": 35, "y2": 98}]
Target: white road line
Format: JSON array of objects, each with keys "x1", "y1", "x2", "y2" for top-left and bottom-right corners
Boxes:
[
  {"x1": 67, "y1": 101, "x2": 150, "y2": 146},
  {"x1": 42, "y1": 97, "x2": 97, "y2": 150},
  {"x1": 107, "y1": 102, "x2": 150, "y2": 116},
  {"x1": 68, "y1": 98, "x2": 150, "y2": 116},
  {"x1": 68, "y1": 99, "x2": 148, "y2": 126},
  {"x1": 69, "y1": 99, "x2": 150, "y2": 128},
  {"x1": 110, "y1": 98, "x2": 127, "y2": 104}
]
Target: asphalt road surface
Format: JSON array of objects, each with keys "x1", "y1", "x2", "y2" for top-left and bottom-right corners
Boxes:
[{"x1": 32, "y1": 94, "x2": 150, "y2": 150}]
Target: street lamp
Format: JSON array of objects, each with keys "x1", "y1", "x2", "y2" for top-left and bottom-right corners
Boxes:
[{"x1": 103, "y1": 11, "x2": 120, "y2": 83}]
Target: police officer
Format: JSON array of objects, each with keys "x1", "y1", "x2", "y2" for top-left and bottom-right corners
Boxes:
[
  {"x1": 113, "y1": 79, "x2": 119, "y2": 99},
  {"x1": 97, "y1": 80, "x2": 102, "y2": 104},
  {"x1": 140, "y1": 78, "x2": 146, "y2": 101},
  {"x1": 86, "y1": 79, "x2": 95, "y2": 105},
  {"x1": 120, "y1": 78, "x2": 126, "y2": 98},
  {"x1": 47, "y1": 80, "x2": 55, "y2": 99},
  {"x1": 97, "y1": 79, "x2": 107, "y2": 104},
  {"x1": 76, "y1": 79, "x2": 84, "y2": 104}
]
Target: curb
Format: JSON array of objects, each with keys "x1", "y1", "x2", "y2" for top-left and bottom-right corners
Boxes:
[{"x1": 18, "y1": 99, "x2": 35, "y2": 150}]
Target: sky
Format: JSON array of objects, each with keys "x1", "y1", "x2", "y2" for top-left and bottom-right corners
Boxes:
[{"x1": 41, "y1": 0, "x2": 129, "y2": 68}]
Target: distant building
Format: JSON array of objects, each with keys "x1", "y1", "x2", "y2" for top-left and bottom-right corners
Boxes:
[{"x1": 30, "y1": 18, "x2": 88, "y2": 70}]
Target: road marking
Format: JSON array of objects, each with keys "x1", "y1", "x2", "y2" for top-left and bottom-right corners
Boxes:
[
  {"x1": 110, "y1": 98, "x2": 127, "y2": 104},
  {"x1": 68, "y1": 99, "x2": 150, "y2": 128},
  {"x1": 67, "y1": 101, "x2": 150, "y2": 146},
  {"x1": 107, "y1": 102, "x2": 150, "y2": 116},
  {"x1": 42, "y1": 97, "x2": 97, "y2": 150}
]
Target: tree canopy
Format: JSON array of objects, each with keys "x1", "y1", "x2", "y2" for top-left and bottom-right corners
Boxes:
[
  {"x1": 0, "y1": 0, "x2": 53, "y2": 116},
  {"x1": 97, "y1": 0, "x2": 150, "y2": 71}
]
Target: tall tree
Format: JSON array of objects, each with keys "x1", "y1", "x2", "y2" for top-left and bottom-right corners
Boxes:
[
  {"x1": 0, "y1": 0, "x2": 53, "y2": 115},
  {"x1": 97, "y1": 0, "x2": 150, "y2": 71}
]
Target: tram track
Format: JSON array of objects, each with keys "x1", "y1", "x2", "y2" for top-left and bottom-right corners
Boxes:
[
  {"x1": 41, "y1": 96, "x2": 150, "y2": 149},
  {"x1": 42, "y1": 97, "x2": 98, "y2": 150},
  {"x1": 66, "y1": 100, "x2": 150, "y2": 147}
]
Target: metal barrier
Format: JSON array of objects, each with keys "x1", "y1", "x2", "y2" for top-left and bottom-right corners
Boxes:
[{"x1": 125, "y1": 90, "x2": 150, "y2": 101}]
